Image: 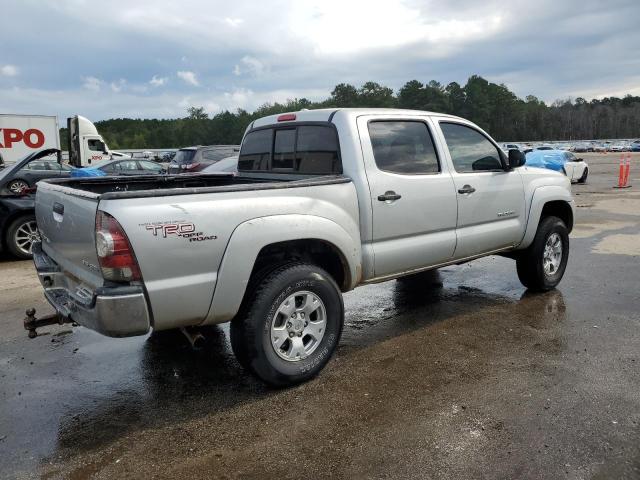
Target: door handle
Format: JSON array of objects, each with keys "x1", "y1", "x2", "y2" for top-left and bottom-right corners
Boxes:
[
  {"x1": 377, "y1": 191, "x2": 402, "y2": 202},
  {"x1": 457, "y1": 185, "x2": 476, "y2": 194}
]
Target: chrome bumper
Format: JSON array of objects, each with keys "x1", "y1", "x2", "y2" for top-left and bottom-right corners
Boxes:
[{"x1": 32, "y1": 242, "x2": 151, "y2": 337}]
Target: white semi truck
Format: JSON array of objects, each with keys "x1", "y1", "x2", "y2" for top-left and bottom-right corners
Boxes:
[{"x1": 0, "y1": 114, "x2": 121, "y2": 167}]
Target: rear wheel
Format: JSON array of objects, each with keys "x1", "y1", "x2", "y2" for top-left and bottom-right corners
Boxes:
[
  {"x1": 516, "y1": 216, "x2": 569, "y2": 292},
  {"x1": 230, "y1": 263, "x2": 343, "y2": 387},
  {"x1": 577, "y1": 167, "x2": 588, "y2": 184},
  {"x1": 6, "y1": 215, "x2": 39, "y2": 259}
]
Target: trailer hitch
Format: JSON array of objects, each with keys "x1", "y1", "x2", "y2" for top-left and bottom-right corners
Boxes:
[{"x1": 23, "y1": 308, "x2": 75, "y2": 339}]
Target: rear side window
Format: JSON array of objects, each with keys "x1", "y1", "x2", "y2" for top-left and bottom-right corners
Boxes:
[
  {"x1": 239, "y1": 124, "x2": 341, "y2": 174},
  {"x1": 440, "y1": 122, "x2": 503, "y2": 172},
  {"x1": 368, "y1": 121, "x2": 439, "y2": 174}
]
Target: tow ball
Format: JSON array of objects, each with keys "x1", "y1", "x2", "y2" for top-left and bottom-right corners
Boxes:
[{"x1": 23, "y1": 308, "x2": 75, "y2": 339}]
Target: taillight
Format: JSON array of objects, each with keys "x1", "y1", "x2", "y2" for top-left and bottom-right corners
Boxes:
[{"x1": 95, "y1": 211, "x2": 141, "y2": 282}]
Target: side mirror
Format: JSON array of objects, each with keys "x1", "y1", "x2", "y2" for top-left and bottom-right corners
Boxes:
[{"x1": 508, "y1": 149, "x2": 526, "y2": 169}]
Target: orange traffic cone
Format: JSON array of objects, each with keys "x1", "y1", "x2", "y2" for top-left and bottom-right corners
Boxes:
[
  {"x1": 614, "y1": 153, "x2": 632, "y2": 188},
  {"x1": 624, "y1": 152, "x2": 631, "y2": 186}
]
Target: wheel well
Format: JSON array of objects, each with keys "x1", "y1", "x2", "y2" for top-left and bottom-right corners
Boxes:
[
  {"x1": 540, "y1": 201, "x2": 573, "y2": 232},
  {"x1": 251, "y1": 239, "x2": 350, "y2": 291}
]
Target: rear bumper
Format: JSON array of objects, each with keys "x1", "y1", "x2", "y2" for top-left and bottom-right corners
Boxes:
[{"x1": 33, "y1": 242, "x2": 151, "y2": 337}]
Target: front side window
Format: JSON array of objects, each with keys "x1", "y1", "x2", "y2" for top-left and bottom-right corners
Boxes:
[
  {"x1": 440, "y1": 122, "x2": 504, "y2": 172},
  {"x1": 368, "y1": 121, "x2": 439, "y2": 174},
  {"x1": 88, "y1": 139, "x2": 105, "y2": 152},
  {"x1": 139, "y1": 161, "x2": 162, "y2": 172},
  {"x1": 116, "y1": 160, "x2": 139, "y2": 171}
]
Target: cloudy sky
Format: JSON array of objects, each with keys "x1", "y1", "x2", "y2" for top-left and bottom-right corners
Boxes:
[{"x1": 1, "y1": 0, "x2": 639, "y2": 121}]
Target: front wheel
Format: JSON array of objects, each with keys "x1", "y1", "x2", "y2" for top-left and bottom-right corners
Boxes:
[
  {"x1": 6, "y1": 215, "x2": 40, "y2": 259},
  {"x1": 516, "y1": 216, "x2": 569, "y2": 292},
  {"x1": 230, "y1": 263, "x2": 344, "y2": 387},
  {"x1": 7, "y1": 179, "x2": 29, "y2": 194},
  {"x1": 577, "y1": 167, "x2": 588, "y2": 184}
]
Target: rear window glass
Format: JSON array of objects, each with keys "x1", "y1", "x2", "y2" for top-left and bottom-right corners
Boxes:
[
  {"x1": 273, "y1": 129, "x2": 295, "y2": 169},
  {"x1": 238, "y1": 129, "x2": 272, "y2": 171},
  {"x1": 172, "y1": 149, "x2": 197, "y2": 165},
  {"x1": 238, "y1": 124, "x2": 341, "y2": 174}
]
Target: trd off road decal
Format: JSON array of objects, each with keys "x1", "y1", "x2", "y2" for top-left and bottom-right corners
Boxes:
[{"x1": 140, "y1": 221, "x2": 217, "y2": 243}]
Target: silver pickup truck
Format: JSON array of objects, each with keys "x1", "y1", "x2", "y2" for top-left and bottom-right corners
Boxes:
[{"x1": 32, "y1": 108, "x2": 575, "y2": 386}]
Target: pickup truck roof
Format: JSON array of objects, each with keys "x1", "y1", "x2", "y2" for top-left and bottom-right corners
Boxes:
[{"x1": 250, "y1": 108, "x2": 461, "y2": 130}]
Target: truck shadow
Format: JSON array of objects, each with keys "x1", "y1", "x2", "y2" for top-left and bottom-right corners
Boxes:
[{"x1": 50, "y1": 270, "x2": 567, "y2": 461}]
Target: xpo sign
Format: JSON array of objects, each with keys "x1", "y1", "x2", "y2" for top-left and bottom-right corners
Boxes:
[
  {"x1": 0, "y1": 128, "x2": 46, "y2": 148},
  {"x1": 0, "y1": 114, "x2": 60, "y2": 163}
]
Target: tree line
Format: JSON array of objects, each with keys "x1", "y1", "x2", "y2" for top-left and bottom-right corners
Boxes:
[{"x1": 60, "y1": 75, "x2": 640, "y2": 150}]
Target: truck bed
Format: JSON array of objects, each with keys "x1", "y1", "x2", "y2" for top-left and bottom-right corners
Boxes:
[{"x1": 39, "y1": 173, "x2": 351, "y2": 199}]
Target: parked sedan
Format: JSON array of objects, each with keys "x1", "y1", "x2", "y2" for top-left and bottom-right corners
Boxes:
[
  {"x1": 200, "y1": 155, "x2": 238, "y2": 173},
  {"x1": 0, "y1": 148, "x2": 72, "y2": 195},
  {"x1": 71, "y1": 159, "x2": 165, "y2": 177},
  {"x1": 525, "y1": 150, "x2": 589, "y2": 183}
]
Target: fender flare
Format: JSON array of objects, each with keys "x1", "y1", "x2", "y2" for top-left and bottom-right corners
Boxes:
[
  {"x1": 202, "y1": 214, "x2": 361, "y2": 325},
  {"x1": 518, "y1": 185, "x2": 575, "y2": 249}
]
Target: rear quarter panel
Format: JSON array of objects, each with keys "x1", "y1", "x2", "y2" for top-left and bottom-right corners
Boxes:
[{"x1": 101, "y1": 180, "x2": 361, "y2": 330}]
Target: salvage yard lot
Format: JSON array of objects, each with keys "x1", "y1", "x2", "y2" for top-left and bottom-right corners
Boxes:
[{"x1": 0, "y1": 153, "x2": 638, "y2": 479}]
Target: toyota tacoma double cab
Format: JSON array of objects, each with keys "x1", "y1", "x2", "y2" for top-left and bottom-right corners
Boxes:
[{"x1": 31, "y1": 108, "x2": 575, "y2": 386}]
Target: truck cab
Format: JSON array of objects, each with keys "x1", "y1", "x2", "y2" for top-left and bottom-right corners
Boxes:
[{"x1": 67, "y1": 115, "x2": 120, "y2": 167}]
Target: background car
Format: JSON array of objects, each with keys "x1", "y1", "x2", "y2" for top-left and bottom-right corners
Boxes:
[
  {"x1": 200, "y1": 155, "x2": 239, "y2": 173},
  {"x1": 0, "y1": 194, "x2": 37, "y2": 259},
  {"x1": 71, "y1": 159, "x2": 165, "y2": 177},
  {"x1": 631, "y1": 141, "x2": 640, "y2": 152},
  {"x1": 168, "y1": 145, "x2": 240, "y2": 174},
  {"x1": 0, "y1": 149, "x2": 73, "y2": 195},
  {"x1": 525, "y1": 149, "x2": 589, "y2": 183}
]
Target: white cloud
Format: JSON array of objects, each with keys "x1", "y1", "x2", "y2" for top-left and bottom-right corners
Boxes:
[
  {"x1": 149, "y1": 75, "x2": 167, "y2": 87},
  {"x1": 224, "y1": 17, "x2": 243, "y2": 28},
  {"x1": 82, "y1": 76, "x2": 103, "y2": 91},
  {"x1": 110, "y1": 79, "x2": 126, "y2": 93},
  {"x1": 1, "y1": 65, "x2": 18, "y2": 76},
  {"x1": 177, "y1": 70, "x2": 199, "y2": 86},
  {"x1": 233, "y1": 56, "x2": 266, "y2": 77}
]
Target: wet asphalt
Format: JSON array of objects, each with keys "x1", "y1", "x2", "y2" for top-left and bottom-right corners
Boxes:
[{"x1": 0, "y1": 153, "x2": 638, "y2": 479}]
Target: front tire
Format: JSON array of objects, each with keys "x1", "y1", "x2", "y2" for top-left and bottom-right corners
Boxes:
[
  {"x1": 516, "y1": 216, "x2": 569, "y2": 292},
  {"x1": 577, "y1": 167, "x2": 588, "y2": 184},
  {"x1": 7, "y1": 179, "x2": 29, "y2": 194},
  {"x1": 6, "y1": 215, "x2": 39, "y2": 259},
  {"x1": 230, "y1": 263, "x2": 344, "y2": 387}
]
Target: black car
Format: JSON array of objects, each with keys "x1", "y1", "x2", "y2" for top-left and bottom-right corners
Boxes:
[
  {"x1": 168, "y1": 145, "x2": 240, "y2": 174},
  {"x1": 0, "y1": 149, "x2": 73, "y2": 195},
  {"x1": 0, "y1": 194, "x2": 37, "y2": 259}
]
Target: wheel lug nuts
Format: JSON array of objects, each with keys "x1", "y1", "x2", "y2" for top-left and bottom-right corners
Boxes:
[
  {"x1": 286, "y1": 322, "x2": 292, "y2": 328},
  {"x1": 304, "y1": 321, "x2": 308, "y2": 327},
  {"x1": 297, "y1": 332, "x2": 302, "y2": 337},
  {"x1": 300, "y1": 313, "x2": 305, "y2": 318},
  {"x1": 289, "y1": 332, "x2": 294, "y2": 338},
  {"x1": 291, "y1": 313, "x2": 297, "y2": 318}
]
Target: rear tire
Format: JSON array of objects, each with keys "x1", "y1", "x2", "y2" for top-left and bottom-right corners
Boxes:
[
  {"x1": 577, "y1": 167, "x2": 588, "y2": 184},
  {"x1": 516, "y1": 216, "x2": 569, "y2": 292},
  {"x1": 6, "y1": 215, "x2": 39, "y2": 259},
  {"x1": 230, "y1": 263, "x2": 344, "y2": 387}
]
